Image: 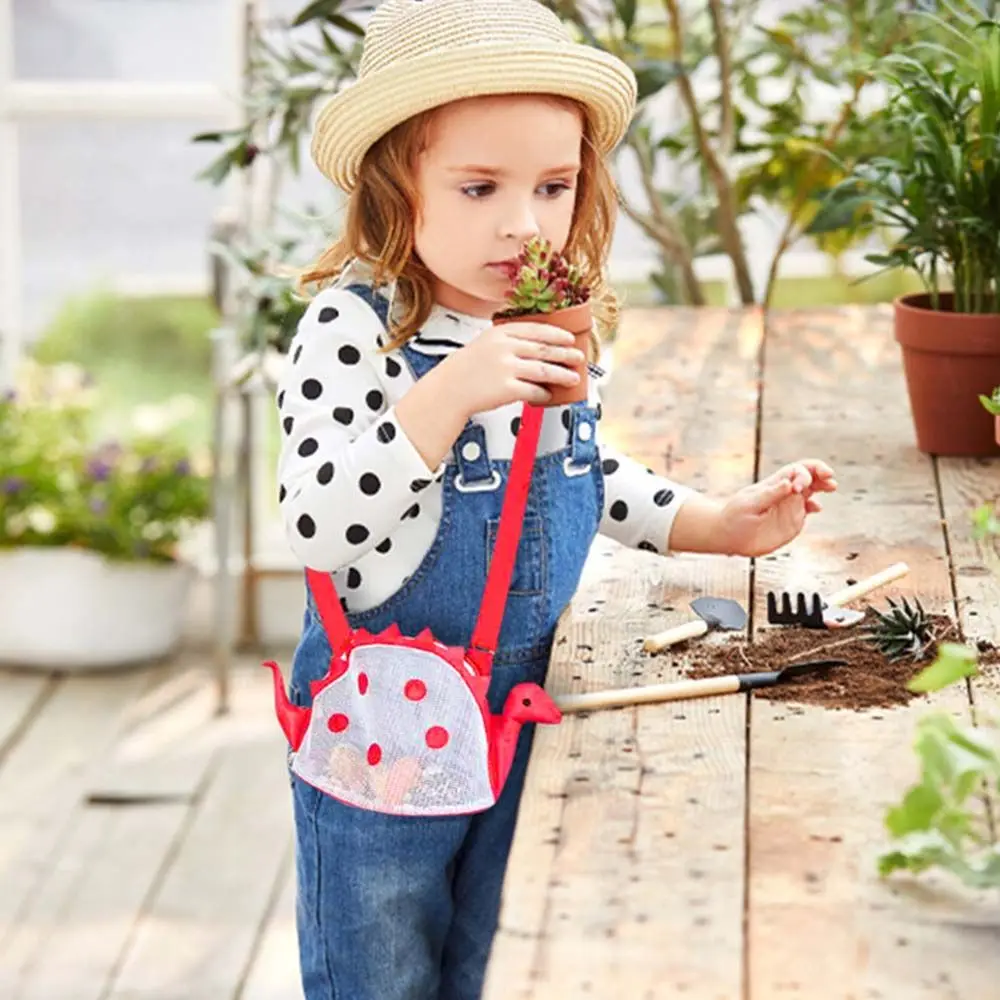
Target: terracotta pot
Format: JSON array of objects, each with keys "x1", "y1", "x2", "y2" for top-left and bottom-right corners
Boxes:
[
  {"x1": 894, "y1": 292, "x2": 1000, "y2": 456},
  {"x1": 493, "y1": 301, "x2": 593, "y2": 407}
]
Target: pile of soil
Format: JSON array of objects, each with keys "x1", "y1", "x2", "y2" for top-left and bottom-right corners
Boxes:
[{"x1": 684, "y1": 610, "x2": 997, "y2": 711}]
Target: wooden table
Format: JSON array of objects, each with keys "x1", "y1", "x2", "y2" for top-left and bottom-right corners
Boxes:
[{"x1": 484, "y1": 305, "x2": 1000, "y2": 1000}]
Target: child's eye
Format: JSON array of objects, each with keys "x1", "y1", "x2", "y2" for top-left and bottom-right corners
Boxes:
[
  {"x1": 461, "y1": 183, "x2": 495, "y2": 199},
  {"x1": 539, "y1": 181, "x2": 572, "y2": 198}
]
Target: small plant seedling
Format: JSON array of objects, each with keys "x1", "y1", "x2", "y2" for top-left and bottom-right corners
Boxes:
[{"x1": 493, "y1": 236, "x2": 591, "y2": 319}]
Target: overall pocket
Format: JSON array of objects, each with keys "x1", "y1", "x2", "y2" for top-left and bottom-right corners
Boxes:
[{"x1": 485, "y1": 512, "x2": 546, "y2": 597}]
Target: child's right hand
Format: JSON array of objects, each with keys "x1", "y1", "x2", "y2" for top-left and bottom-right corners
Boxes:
[{"x1": 439, "y1": 321, "x2": 586, "y2": 416}]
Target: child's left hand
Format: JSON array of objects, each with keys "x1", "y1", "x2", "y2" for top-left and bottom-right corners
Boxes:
[{"x1": 720, "y1": 460, "x2": 838, "y2": 558}]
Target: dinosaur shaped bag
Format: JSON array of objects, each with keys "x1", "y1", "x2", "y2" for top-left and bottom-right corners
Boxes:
[{"x1": 265, "y1": 403, "x2": 562, "y2": 817}]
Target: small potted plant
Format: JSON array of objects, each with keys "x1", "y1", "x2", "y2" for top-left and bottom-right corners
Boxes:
[
  {"x1": 0, "y1": 361, "x2": 212, "y2": 670},
  {"x1": 493, "y1": 236, "x2": 594, "y2": 406},
  {"x1": 809, "y1": 7, "x2": 1000, "y2": 456}
]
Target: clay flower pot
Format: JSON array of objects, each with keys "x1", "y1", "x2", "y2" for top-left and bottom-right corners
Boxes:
[
  {"x1": 494, "y1": 301, "x2": 593, "y2": 407},
  {"x1": 894, "y1": 292, "x2": 1000, "y2": 456}
]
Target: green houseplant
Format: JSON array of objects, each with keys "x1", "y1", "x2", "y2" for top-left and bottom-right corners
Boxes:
[
  {"x1": 492, "y1": 236, "x2": 594, "y2": 406},
  {"x1": 0, "y1": 361, "x2": 212, "y2": 669},
  {"x1": 811, "y1": 2, "x2": 1000, "y2": 455}
]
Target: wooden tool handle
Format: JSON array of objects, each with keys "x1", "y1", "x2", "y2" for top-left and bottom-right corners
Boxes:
[
  {"x1": 642, "y1": 617, "x2": 709, "y2": 654},
  {"x1": 826, "y1": 561, "x2": 910, "y2": 607},
  {"x1": 556, "y1": 674, "x2": 742, "y2": 714}
]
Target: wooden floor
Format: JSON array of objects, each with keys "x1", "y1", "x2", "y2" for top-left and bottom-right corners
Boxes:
[{"x1": 2, "y1": 305, "x2": 999, "y2": 999}]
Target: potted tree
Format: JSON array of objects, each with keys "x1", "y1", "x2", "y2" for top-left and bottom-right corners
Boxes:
[
  {"x1": 811, "y1": 6, "x2": 1000, "y2": 456},
  {"x1": 0, "y1": 361, "x2": 212, "y2": 670}
]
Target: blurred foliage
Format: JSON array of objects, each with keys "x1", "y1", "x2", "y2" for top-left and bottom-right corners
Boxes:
[
  {"x1": 808, "y1": 1, "x2": 1000, "y2": 313},
  {"x1": 34, "y1": 292, "x2": 218, "y2": 376},
  {"x1": 0, "y1": 362, "x2": 211, "y2": 563}
]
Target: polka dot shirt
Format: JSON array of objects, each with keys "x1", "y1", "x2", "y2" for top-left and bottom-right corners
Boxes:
[{"x1": 276, "y1": 285, "x2": 694, "y2": 614}]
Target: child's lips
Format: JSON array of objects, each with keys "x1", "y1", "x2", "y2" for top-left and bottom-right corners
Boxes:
[{"x1": 487, "y1": 260, "x2": 520, "y2": 281}]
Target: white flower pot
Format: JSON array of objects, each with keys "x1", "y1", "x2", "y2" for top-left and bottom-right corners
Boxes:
[{"x1": 0, "y1": 548, "x2": 194, "y2": 670}]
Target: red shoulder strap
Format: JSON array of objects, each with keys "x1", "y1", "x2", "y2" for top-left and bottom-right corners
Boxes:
[
  {"x1": 305, "y1": 567, "x2": 352, "y2": 654},
  {"x1": 467, "y1": 402, "x2": 543, "y2": 674},
  {"x1": 305, "y1": 401, "x2": 545, "y2": 672}
]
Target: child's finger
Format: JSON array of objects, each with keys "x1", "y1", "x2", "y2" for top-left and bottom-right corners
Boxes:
[{"x1": 746, "y1": 476, "x2": 793, "y2": 512}]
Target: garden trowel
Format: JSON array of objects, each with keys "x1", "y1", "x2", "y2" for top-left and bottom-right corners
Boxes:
[{"x1": 643, "y1": 596, "x2": 747, "y2": 654}]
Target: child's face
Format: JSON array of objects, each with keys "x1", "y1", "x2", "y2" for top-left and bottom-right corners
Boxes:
[{"x1": 414, "y1": 95, "x2": 583, "y2": 318}]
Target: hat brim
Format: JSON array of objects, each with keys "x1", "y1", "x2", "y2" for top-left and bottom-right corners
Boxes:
[{"x1": 310, "y1": 42, "x2": 637, "y2": 192}]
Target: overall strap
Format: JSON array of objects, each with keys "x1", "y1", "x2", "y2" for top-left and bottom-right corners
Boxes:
[{"x1": 466, "y1": 402, "x2": 544, "y2": 675}]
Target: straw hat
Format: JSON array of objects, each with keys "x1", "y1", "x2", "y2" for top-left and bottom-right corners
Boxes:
[{"x1": 310, "y1": 0, "x2": 637, "y2": 192}]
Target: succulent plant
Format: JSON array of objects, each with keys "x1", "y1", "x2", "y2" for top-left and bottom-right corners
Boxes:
[
  {"x1": 864, "y1": 597, "x2": 935, "y2": 661},
  {"x1": 494, "y1": 236, "x2": 590, "y2": 319}
]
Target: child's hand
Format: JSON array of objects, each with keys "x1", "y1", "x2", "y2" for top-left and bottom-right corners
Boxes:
[
  {"x1": 720, "y1": 460, "x2": 838, "y2": 558},
  {"x1": 439, "y1": 321, "x2": 586, "y2": 415}
]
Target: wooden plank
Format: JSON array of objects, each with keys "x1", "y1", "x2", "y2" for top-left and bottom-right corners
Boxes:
[
  {"x1": 0, "y1": 656, "x2": 245, "y2": 1000},
  {"x1": 240, "y1": 850, "x2": 302, "y2": 1000},
  {"x1": 486, "y1": 307, "x2": 762, "y2": 999},
  {"x1": 0, "y1": 671, "x2": 53, "y2": 763},
  {"x1": 0, "y1": 668, "x2": 154, "y2": 959},
  {"x1": 749, "y1": 305, "x2": 1000, "y2": 999},
  {"x1": 103, "y1": 664, "x2": 293, "y2": 1000}
]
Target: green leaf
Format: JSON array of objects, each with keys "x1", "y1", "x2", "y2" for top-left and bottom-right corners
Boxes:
[
  {"x1": 885, "y1": 781, "x2": 943, "y2": 836},
  {"x1": 907, "y1": 643, "x2": 978, "y2": 693},
  {"x1": 633, "y1": 59, "x2": 684, "y2": 102},
  {"x1": 806, "y1": 193, "x2": 872, "y2": 235},
  {"x1": 292, "y1": 0, "x2": 343, "y2": 27},
  {"x1": 616, "y1": 0, "x2": 638, "y2": 33},
  {"x1": 328, "y1": 13, "x2": 366, "y2": 37}
]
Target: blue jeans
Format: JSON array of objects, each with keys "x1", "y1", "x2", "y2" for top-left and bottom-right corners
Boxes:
[{"x1": 292, "y1": 650, "x2": 546, "y2": 1000}]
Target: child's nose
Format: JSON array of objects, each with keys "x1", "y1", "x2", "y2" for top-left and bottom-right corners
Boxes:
[{"x1": 501, "y1": 202, "x2": 541, "y2": 244}]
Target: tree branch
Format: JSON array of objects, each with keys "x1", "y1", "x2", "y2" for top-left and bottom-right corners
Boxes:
[
  {"x1": 662, "y1": 0, "x2": 754, "y2": 303},
  {"x1": 707, "y1": 0, "x2": 735, "y2": 158}
]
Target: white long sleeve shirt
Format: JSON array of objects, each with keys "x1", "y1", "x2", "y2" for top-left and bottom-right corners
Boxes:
[{"x1": 276, "y1": 283, "x2": 694, "y2": 613}]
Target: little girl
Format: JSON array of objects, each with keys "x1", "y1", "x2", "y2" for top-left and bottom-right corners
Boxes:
[{"x1": 274, "y1": 1, "x2": 837, "y2": 998}]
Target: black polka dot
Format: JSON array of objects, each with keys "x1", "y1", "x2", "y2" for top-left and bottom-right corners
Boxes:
[
  {"x1": 319, "y1": 306, "x2": 339, "y2": 323},
  {"x1": 561, "y1": 409, "x2": 572, "y2": 430},
  {"x1": 338, "y1": 345, "x2": 361, "y2": 365},
  {"x1": 297, "y1": 514, "x2": 316, "y2": 538},
  {"x1": 283, "y1": 416, "x2": 294, "y2": 436},
  {"x1": 278, "y1": 484, "x2": 287, "y2": 503},
  {"x1": 333, "y1": 407, "x2": 354, "y2": 425},
  {"x1": 376, "y1": 422, "x2": 397, "y2": 444},
  {"x1": 360, "y1": 473, "x2": 381, "y2": 496},
  {"x1": 317, "y1": 462, "x2": 334, "y2": 485},
  {"x1": 376, "y1": 538, "x2": 392, "y2": 554},
  {"x1": 340, "y1": 597, "x2": 349, "y2": 614},
  {"x1": 302, "y1": 378, "x2": 323, "y2": 400},
  {"x1": 610, "y1": 500, "x2": 629, "y2": 522},
  {"x1": 654, "y1": 489, "x2": 675, "y2": 507},
  {"x1": 403, "y1": 503, "x2": 420, "y2": 520},
  {"x1": 511, "y1": 417, "x2": 521, "y2": 437},
  {"x1": 366, "y1": 389, "x2": 384, "y2": 411},
  {"x1": 293, "y1": 344, "x2": 303, "y2": 364},
  {"x1": 646, "y1": 467, "x2": 656, "y2": 475},
  {"x1": 347, "y1": 568, "x2": 362, "y2": 589},
  {"x1": 638, "y1": 541, "x2": 658, "y2": 553},
  {"x1": 298, "y1": 438, "x2": 318, "y2": 458},
  {"x1": 277, "y1": 390, "x2": 286, "y2": 409},
  {"x1": 385, "y1": 357, "x2": 402, "y2": 378},
  {"x1": 596, "y1": 403, "x2": 603, "y2": 421},
  {"x1": 346, "y1": 524, "x2": 370, "y2": 545},
  {"x1": 602, "y1": 458, "x2": 619, "y2": 475},
  {"x1": 410, "y1": 478, "x2": 430, "y2": 493}
]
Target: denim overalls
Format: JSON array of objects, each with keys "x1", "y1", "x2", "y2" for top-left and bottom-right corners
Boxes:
[{"x1": 287, "y1": 284, "x2": 604, "y2": 1000}]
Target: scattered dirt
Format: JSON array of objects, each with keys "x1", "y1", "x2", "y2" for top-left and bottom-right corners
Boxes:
[{"x1": 684, "y1": 610, "x2": 999, "y2": 711}]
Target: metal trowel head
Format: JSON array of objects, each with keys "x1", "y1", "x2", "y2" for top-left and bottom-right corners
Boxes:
[{"x1": 690, "y1": 596, "x2": 747, "y2": 632}]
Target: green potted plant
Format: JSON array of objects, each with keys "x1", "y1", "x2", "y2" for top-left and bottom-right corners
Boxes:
[
  {"x1": 0, "y1": 361, "x2": 212, "y2": 670},
  {"x1": 810, "y1": 5, "x2": 1000, "y2": 455},
  {"x1": 492, "y1": 236, "x2": 594, "y2": 407}
]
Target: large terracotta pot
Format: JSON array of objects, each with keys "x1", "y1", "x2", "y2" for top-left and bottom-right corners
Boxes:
[
  {"x1": 493, "y1": 301, "x2": 593, "y2": 407},
  {"x1": 894, "y1": 293, "x2": 1000, "y2": 456}
]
